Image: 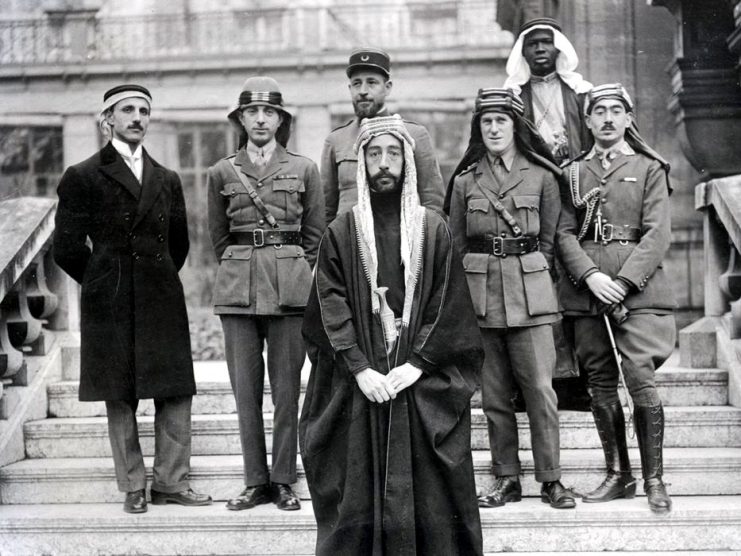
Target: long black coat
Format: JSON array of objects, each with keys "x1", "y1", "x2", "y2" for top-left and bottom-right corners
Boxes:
[
  {"x1": 53, "y1": 142, "x2": 195, "y2": 401},
  {"x1": 300, "y1": 209, "x2": 484, "y2": 556}
]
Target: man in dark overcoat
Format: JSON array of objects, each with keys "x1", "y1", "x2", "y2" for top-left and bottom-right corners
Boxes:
[
  {"x1": 321, "y1": 47, "x2": 445, "y2": 225},
  {"x1": 53, "y1": 84, "x2": 211, "y2": 514},
  {"x1": 557, "y1": 84, "x2": 675, "y2": 514},
  {"x1": 301, "y1": 115, "x2": 484, "y2": 555}
]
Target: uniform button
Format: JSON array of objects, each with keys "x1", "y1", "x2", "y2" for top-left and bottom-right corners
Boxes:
[
  {"x1": 155, "y1": 253, "x2": 163, "y2": 261},
  {"x1": 500, "y1": 232, "x2": 507, "y2": 237},
  {"x1": 132, "y1": 252, "x2": 139, "y2": 260},
  {"x1": 158, "y1": 234, "x2": 165, "y2": 243},
  {"x1": 131, "y1": 233, "x2": 137, "y2": 240},
  {"x1": 258, "y1": 219, "x2": 265, "y2": 225},
  {"x1": 601, "y1": 179, "x2": 607, "y2": 184},
  {"x1": 158, "y1": 213, "x2": 164, "y2": 222},
  {"x1": 257, "y1": 182, "x2": 263, "y2": 188},
  {"x1": 498, "y1": 194, "x2": 505, "y2": 199},
  {"x1": 602, "y1": 240, "x2": 609, "y2": 246},
  {"x1": 227, "y1": 252, "x2": 233, "y2": 258}
]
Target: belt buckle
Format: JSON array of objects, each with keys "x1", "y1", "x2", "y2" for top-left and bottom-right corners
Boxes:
[
  {"x1": 253, "y1": 229, "x2": 265, "y2": 247},
  {"x1": 492, "y1": 236, "x2": 503, "y2": 256},
  {"x1": 601, "y1": 223, "x2": 614, "y2": 242}
]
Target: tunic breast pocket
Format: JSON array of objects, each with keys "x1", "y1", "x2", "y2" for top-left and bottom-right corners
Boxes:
[
  {"x1": 272, "y1": 178, "x2": 305, "y2": 222},
  {"x1": 219, "y1": 183, "x2": 252, "y2": 220},
  {"x1": 465, "y1": 198, "x2": 490, "y2": 238},
  {"x1": 336, "y1": 156, "x2": 358, "y2": 191},
  {"x1": 212, "y1": 245, "x2": 253, "y2": 307},
  {"x1": 512, "y1": 195, "x2": 540, "y2": 234}
]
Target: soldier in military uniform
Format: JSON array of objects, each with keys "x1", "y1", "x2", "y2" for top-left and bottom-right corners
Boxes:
[
  {"x1": 557, "y1": 84, "x2": 675, "y2": 514},
  {"x1": 321, "y1": 47, "x2": 445, "y2": 224},
  {"x1": 447, "y1": 88, "x2": 575, "y2": 510},
  {"x1": 207, "y1": 76, "x2": 325, "y2": 511}
]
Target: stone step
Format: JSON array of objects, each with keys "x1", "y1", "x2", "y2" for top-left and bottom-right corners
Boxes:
[
  {"x1": 2, "y1": 447, "x2": 741, "y2": 504},
  {"x1": 47, "y1": 361, "x2": 728, "y2": 418},
  {"x1": 24, "y1": 405, "x2": 741, "y2": 459},
  {"x1": 1, "y1": 496, "x2": 740, "y2": 554}
]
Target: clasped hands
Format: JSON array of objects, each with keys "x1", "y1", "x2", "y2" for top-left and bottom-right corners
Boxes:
[
  {"x1": 585, "y1": 271, "x2": 627, "y2": 305},
  {"x1": 355, "y1": 363, "x2": 423, "y2": 403}
]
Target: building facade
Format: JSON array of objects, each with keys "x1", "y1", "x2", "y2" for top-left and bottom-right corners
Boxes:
[{"x1": 0, "y1": 0, "x2": 702, "y2": 324}]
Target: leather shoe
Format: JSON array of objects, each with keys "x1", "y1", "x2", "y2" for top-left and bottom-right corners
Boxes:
[
  {"x1": 478, "y1": 476, "x2": 522, "y2": 508},
  {"x1": 273, "y1": 483, "x2": 301, "y2": 511},
  {"x1": 583, "y1": 471, "x2": 636, "y2": 503},
  {"x1": 541, "y1": 480, "x2": 576, "y2": 509},
  {"x1": 226, "y1": 484, "x2": 275, "y2": 511},
  {"x1": 123, "y1": 489, "x2": 147, "y2": 514},
  {"x1": 150, "y1": 488, "x2": 212, "y2": 506}
]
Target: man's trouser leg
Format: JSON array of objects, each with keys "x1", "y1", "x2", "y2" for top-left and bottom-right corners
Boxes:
[
  {"x1": 105, "y1": 399, "x2": 146, "y2": 493},
  {"x1": 506, "y1": 325, "x2": 561, "y2": 483},
  {"x1": 151, "y1": 395, "x2": 192, "y2": 493},
  {"x1": 265, "y1": 315, "x2": 305, "y2": 485},
  {"x1": 574, "y1": 313, "x2": 675, "y2": 510},
  {"x1": 221, "y1": 315, "x2": 270, "y2": 486},
  {"x1": 480, "y1": 328, "x2": 520, "y2": 478}
]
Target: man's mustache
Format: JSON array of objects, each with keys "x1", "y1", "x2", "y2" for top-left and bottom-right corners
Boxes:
[
  {"x1": 128, "y1": 124, "x2": 143, "y2": 130},
  {"x1": 600, "y1": 123, "x2": 616, "y2": 131}
]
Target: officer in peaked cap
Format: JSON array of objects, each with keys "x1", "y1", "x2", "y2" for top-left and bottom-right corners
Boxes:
[{"x1": 320, "y1": 47, "x2": 445, "y2": 225}]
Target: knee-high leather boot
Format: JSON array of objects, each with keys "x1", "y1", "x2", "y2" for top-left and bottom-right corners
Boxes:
[
  {"x1": 634, "y1": 403, "x2": 672, "y2": 514},
  {"x1": 583, "y1": 401, "x2": 636, "y2": 502}
]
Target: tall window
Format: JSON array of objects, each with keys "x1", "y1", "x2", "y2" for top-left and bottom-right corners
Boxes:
[
  {"x1": 176, "y1": 122, "x2": 237, "y2": 307},
  {"x1": 0, "y1": 126, "x2": 64, "y2": 200}
]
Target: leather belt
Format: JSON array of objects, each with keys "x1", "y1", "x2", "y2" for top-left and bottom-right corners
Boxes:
[
  {"x1": 586, "y1": 223, "x2": 642, "y2": 243},
  {"x1": 468, "y1": 235, "x2": 539, "y2": 256},
  {"x1": 232, "y1": 230, "x2": 302, "y2": 247}
]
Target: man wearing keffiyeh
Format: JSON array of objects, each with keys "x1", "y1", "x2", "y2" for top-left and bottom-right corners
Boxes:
[
  {"x1": 504, "y1": 17, "x2": 593, "y2": 164},
  {"x1": 300, "y1": 115, "x2": 484, "y2": 555},
  {"x1": 557, "y1": 83, "x2": 675, "y2": 514}
]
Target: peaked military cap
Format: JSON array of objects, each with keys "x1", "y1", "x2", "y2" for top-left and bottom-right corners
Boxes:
[{"x1": 346, "y1": 47, "x2": 391, "y2": 78}]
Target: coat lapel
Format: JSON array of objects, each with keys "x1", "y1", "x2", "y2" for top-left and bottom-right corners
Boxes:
[
  {"x1": 258, "y1": 144, "x2": 290, "y2": 182},
  {"x1": 584, "y1": 153, "x2": 631, "y2": 182},
  {"x1": 99, "y1": 142, "x2": 142, "y2": 200},
  {"x1": 133, "y1": 150, "x2": 164, "y2": 229},
  {"x1": 234, "y1": 148, "x2": 261, "y2": 183}
]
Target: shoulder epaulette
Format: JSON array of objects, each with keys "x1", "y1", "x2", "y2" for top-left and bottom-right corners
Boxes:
[
  {"x1": 457, "y1": 162, "x2": 478, "y2": 177},
  {"x1": 330, "y1": 118, "x2": 355, "y2": 133},
  {"x1": 560, "y1": 150, "x2": 588, "y2": 169}
]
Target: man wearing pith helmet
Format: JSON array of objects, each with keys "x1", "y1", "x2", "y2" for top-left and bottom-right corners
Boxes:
[
  {"x1": 53, "y1": 84, "x2": 212, "y2": 514},
  {"x1": 207, "y1": 76, "x2": 325, "y2": 512},
  {"x1": 557, "y1": 83, "x2": 675, "y2": 514},
  {"x1": 321, "y1": 47, "x2": 445, "y2": 224}
]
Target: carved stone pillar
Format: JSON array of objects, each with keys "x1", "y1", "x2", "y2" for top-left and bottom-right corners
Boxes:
[{"x1": 650, "y1": 0, "x2": 741, "y2": 179}]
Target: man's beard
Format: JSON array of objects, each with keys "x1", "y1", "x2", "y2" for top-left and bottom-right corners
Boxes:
[
  {"x1": 368, "y1": 170, "x2": 401, "y2": 193},
  {"x1": 353, "y1": 98, "x2": 383, "y2": 119}
]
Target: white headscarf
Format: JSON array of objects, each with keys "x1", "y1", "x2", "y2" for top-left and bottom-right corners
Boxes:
[
  {"x1": 504, "y1": 24, "x2": 593, "y2": 94},
  {"x1": 352, "y1": 115, "x2": 426, "y2": 328}
]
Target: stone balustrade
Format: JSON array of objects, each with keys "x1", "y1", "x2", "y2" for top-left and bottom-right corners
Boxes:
[
  {"x1": 696, "y1": 177, "x2": 741, "y2": 338},
  {"x1": 0, "y1": 197, "x2": 74, "y2": 413},
  {"x1": 0, "y1": 1, "x2": 509, "y2": 66}
]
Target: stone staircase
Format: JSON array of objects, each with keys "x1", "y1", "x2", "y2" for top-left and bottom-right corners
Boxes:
[{"x1": 2, "y1": 338, "x2": 741, "y2": 554}]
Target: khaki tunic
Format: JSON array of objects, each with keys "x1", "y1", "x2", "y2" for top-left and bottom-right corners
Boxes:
[
  {"x1": 448, "y1": 152, "x2": 561, "y2": 328},
  {"x1": 207, "y1": 145, "x2": 325, "y2": 315},
  {"x1": 557, "y1": 150, "x2": 676, "y2": 314}
]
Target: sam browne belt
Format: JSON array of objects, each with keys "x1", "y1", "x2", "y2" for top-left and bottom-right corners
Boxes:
[
  {"x1": 468, "y1": 235, "x2": 539, "y2": 256},
  {"x1": 232, "y1": 230, "x2": 302, "y2": 247},
  {"x1": 586, "y1": 223, "x2": 642, "y2": 243}
]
